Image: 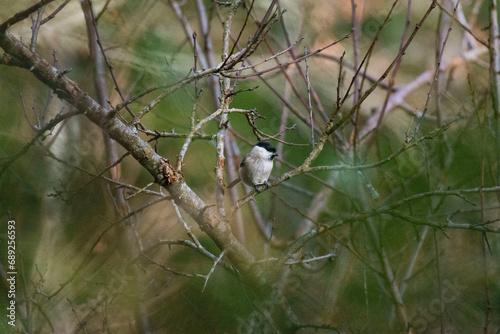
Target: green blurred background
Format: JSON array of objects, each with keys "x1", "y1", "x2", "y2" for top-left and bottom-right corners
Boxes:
[{"x1": 0, "y1": 0, "x2": 499, "y2": 333}]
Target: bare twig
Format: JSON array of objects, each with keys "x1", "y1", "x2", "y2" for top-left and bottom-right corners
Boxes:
[
  {"x1": 275, "y1": 2, "x2": 327, "y2": 121},
  {"x1": 488, "y1": 0, "x2": 500, "y2": 189},
  {"x1": 224, "y1": 37, "x2": 303, "y2": 74},
  {"x1": 171, "y1": 200, "x2": 203, "y2": 249},
  {"x1": 359, "y1": 46, "x2": 487, "y2": 139},
  {"x1": 176, "y1": 107, "x2": 226, "y2": 171},
  {"x1": 350, "y1": 0, "x2": 361, "y2": 155},
  {"x1": 82, "y1": 0, "x2": 144, "y2": 129},
  {"x1": 435, "y1": 0, "x2": 488, "y2": 47},
  {"x1": 30, "y1": 6, "x2": 45, "y2": 52},
  {"x1": 40, "y1": 0, "x2": 71, "y2": 25},
  {"x1": 220, "y1": 35, "x2": 351, "y2": 79},
  {"x1": 46, "y1": 196, "x2": 168, "y2": 299},
  {"x1": 414, "y1": 1, "x2": 457, "y2": 136},
  {"x1": 202, "y1": 250, "x2": 225, "y2": 292},
  {"x1": 304, "y1": 47, "x2": 314, "y2": 148},
  {"x1": 0, "y1": 108, "x2": 80, "y2": 179},
  {"x1": 67, "y1": 298, "x2": 89, "y2": 334},
  {"x1": 141, "y1": 128, "x2": 216, "y2": 140},
  {"x1": 0, "y1": 0, "x2": 55, "y2": 31},
  {"x1": 372, "y1": 0, "x2": 412, "y2": 140},
  {"x1": 169, "y1": 0, "x2": 221, "y2": 103},
  {"x1": 341, "y1": 0, "x2": 400, "y2": 108},
  {"x1": 256, "y1": 252, "x2": 336, "y2": 265},
  {"x1": 142, "y1": 253, "x2": 206, "y2": 279},
  {"x1": 366, "y1": 219, "x2": 409, "y2": 327},
  {"x1": 95, "y1": 0, "x2": 112, "y2": 22}
]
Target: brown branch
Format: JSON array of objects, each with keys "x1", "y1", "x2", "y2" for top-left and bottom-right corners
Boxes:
[
  {"x1": 358, "y1": 46, "x2": 487, "y2": 139},
  {"x1": 275, "y1": 3, "x2": 328, "y2": 120},
  {"x1": 29, "y1": 6, "x2": 45, "y2": 52},
  {"x1": 220, "y1": 34, "x2": 351, "y2": 79},
  {"x1": 0, "y1": 24, "x2": 271, "y2": 309},
  {"x1": 435, "y1": 0, "x2": 488, "y2": 47},
  {"x1": 331, "y1": 0, "x2": 437, "y2": 142},
  {"x1": 372, "y1": 0, "x2": 413, "y2": 140},
  {"x1": 40, "y1": 0, "x2": 71, "y2": 25},
  {"x1": 46, "y1": 196, "x2": 168, "y2": 299},
  {"x1": 414, "y1": 1, "x2": 457, "y2": 135},
  {"x1": 0, "y1": 108, "x2": 80, "y2": 179},
  {"x1": 0, "y1": 0, "x2": 55, "y2": 31},
  {"x1": 82, "y1": 0, "x2": 144, "y2": 130}
]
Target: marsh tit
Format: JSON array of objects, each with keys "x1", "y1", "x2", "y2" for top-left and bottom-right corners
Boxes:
[{"x1": 227, "y1": 142, "x2": 278, "y2": 192}]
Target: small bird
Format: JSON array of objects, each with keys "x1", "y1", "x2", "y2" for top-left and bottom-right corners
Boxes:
[{"x1": 227, "y1": 142, "x2": 278, "y2": 192}]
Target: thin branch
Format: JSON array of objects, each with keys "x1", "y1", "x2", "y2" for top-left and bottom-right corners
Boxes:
[
  {"x1": 30, "y1": 6, "x2": 45, "y2": 52},
  {"x1": 0, "y1": 108, "x2": 80, "y2": 179},
  {"x1": 220, "y1": 35, "x2": 351, "y2": 79},
  {"x1": 276, "y1": 203, "x2": 500, "y2": 284},
  {"x1": 169, "y1": 0, "x2": 221, "y2": 103},
  {"x1": 47, "y1": 197, "x2": 169, "y2": 299},
  {"x1": 378, "y1": 186, "x2": 500, "y2": 212},
  {"x1": 366, "y1": 218, "x2": 408, "y2": 327},
  {"x1": 113, "y1": 36, "x2": 338, "y2": 119},
  {"x1": 359, "y1": 46, "x2": 488, "y2": 139},
  {"x1": 82, "y1": 0, "x2": 143, "y2": 129},
  {"x1": 40, "y1": 0, "x2": 71, "y2": 25},
  {"x1": 304, "y1": 47, "x2": 314, "y2": 148},
  {"x1": 141, "y1": 253, "x2": 207, "y2": 279},
  {"x1": 67, "y1": 298, "x2": 89, "y2": 334},
  {"x1": 373, "y1": 0, "x2": 412, "y2": 138},
  {"x1": 141, "y1": 128, "x2": 216, "y2": 141},
  {"x1": 341, "y1": 0, "x2": 401, "y2": 108},
  {"x1": 275, "y1": 2, "x2": 327, "y2": 121},
  {"x1": 414, "y1": 1, "x2": 457, "y2": 136},
  {"x1": 176, "y1": 107, "x2": 226, "y2": 171},
  {"x1": 44, "y1": 149, "x2": 166, "y2": 198},
  {"x1": 172, "y1": 200, "x2": 203, "y2": 249},
  {"x1": 489, "y1": 0, "x2": 500, "y2": 194},
  {"x1": 315, "y1": 53, "x2": 392, "y2": 90},
  {"x1": 219, "y1": 0, "x2": 277, "y2": 69},
  {"x1": 435, "y1": 0, "x2": 488, "y2": 47},
  {"x1": 387, "y1": 209, "x2": 500, "y2": 233},
  {"x1": 140, "y1": 239, "x2": 220, "y2": 266},
  {"x1": 224, "y1": 37, "x2": 304, "y2": 73},
  {"x1": 202, "y1": 250, "x2": 225, "y2": 292},
  {"x1": 256, "y1": 252, "x2": 337, "y2": 266},
  {"x1": 0, "y1": 0, "x2": 55, "y2": 31},
  {"x1": 221, "y1": 0, "x2": 254, "y2": 69},
  {"x1": 95, "y1": 0, "x2": 112, "y2": 22}
]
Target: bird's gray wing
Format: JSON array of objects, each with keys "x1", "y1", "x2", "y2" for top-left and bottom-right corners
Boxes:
[{"x1": 240, "y1": 156, "x2": 246, "y2": 167}]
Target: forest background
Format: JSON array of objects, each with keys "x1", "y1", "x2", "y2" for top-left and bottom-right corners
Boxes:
[{"x1": 0, "y1": 0, "x2": 499, "y2": 333}]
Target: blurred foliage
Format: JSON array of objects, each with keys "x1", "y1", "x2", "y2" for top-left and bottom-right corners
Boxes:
[{"x1": 0, "y1": 0, "x2": 499, "y2": 333}]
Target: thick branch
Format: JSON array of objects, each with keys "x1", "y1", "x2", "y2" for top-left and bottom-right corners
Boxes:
[{"x1": 0, "y1": 29, "x2": 265, "y2": 288}]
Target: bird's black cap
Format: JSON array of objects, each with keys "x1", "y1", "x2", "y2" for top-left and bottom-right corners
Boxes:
[{"x1": 256, "y1": 141, "x2": 277, "y2": 154}]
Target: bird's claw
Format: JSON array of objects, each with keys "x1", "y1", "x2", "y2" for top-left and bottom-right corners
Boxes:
[{"x1": 253, "y1": 180, "x2": 269, "y2": 193}]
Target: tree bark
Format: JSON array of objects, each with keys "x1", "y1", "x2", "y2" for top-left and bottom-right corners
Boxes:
[{"x1": 0, "y1": 26, "x2": 299, "y2": 332}]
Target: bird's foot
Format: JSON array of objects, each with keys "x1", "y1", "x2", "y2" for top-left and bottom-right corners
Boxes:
[{"x1": 253, "y1": 180, "x2": 269, "y2": 193}]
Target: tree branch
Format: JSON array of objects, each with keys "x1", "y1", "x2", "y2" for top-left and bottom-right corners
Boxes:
[
  {"x1": 0, "y1": 28, "x2": 266, "y2": 292},
  {"x1": 0, "y1": 0, "x2": 55, "y2": 31}
]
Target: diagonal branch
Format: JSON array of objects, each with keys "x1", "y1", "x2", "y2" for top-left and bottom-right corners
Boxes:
[
  {"x1": 0, "y1": 108, "x2": 80, "y2": 179},
  {"x1": 0, "y1": 28, "x2": 265, "y2": 290},
  {"x1": 0, "y1": 0, "x2": 55, "y2": 31}
]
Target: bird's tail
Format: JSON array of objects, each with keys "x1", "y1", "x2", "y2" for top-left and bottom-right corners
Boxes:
[{"x1": 227, "y1": 177, "x2": 241, "y2": 188}]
